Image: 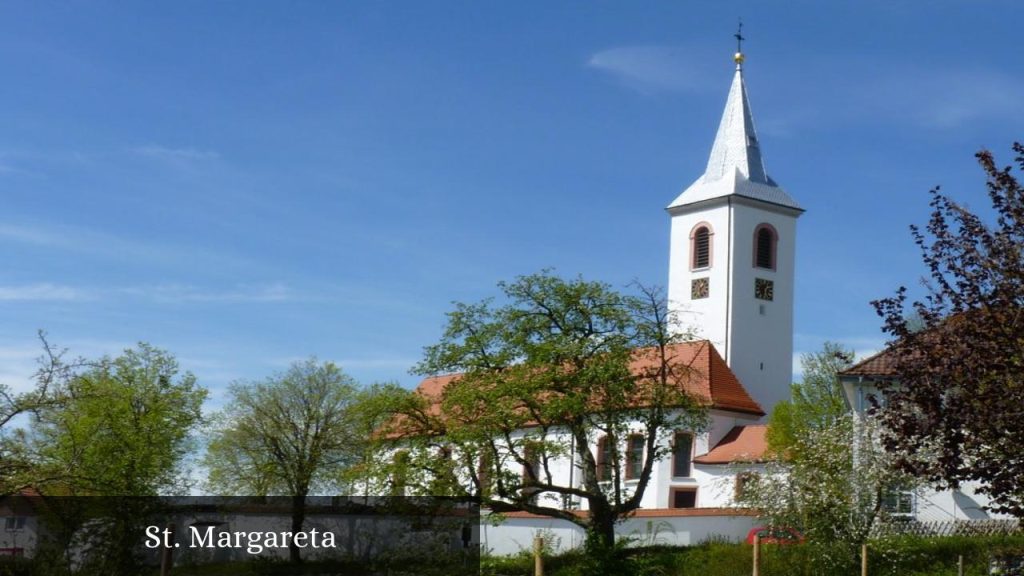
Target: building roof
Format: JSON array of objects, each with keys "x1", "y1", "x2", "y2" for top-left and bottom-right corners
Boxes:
[
  {"x1": 692, "y1": 424, "x2": 769, "y2": 464},
  {"x1": 841, "y1": 311, "x2": 995, "y2": 379},
  {"x1": 667, "y1": 61, "x2": 801, "y2": 213},
  {"x1": 413, "y1": 340, "x2": 764, "y2": 418},
  {"x1": 839, "y1": 348, "x2": 899, "y2": 377}
]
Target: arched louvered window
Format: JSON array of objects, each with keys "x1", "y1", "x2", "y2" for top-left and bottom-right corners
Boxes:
[
  {"x1": 754, "y1": 224, "x2": 777, "y2": 270},
  {"x1": 690, "y1": 223, "x2": 713, "y2": 270}
]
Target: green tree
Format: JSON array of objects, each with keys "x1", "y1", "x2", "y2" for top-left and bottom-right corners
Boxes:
[
  {"x1": 741, "y1": 416, "x2": 917, "y2": 568},
  {"x1": 744, "y1": 344, "x2": 917, "y2": 565},
  {"x1": 766, "y1": 341, "x2": 853, "y2": 456},
  {"x1": 32, "y1": 342, "x2": 206, "y2": 496},
  {"x1": 873, "y1": 143, "x2": 1024, "y2": 517},
  {"x1": 203, "y1": 358, "x2": 361, "y2": 562},
  {"x1": 340, "y1": 382, "x2": 416, "y2": 495},
  {"x1": 0, "y1": 334, "x2": 78, "y2": 495},
  {"x1": 384, "y1": 272, "x2": 708, "y2": 573}
]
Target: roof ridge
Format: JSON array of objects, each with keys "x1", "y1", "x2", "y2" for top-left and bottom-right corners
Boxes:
[
  {"x1": 839, "y1": 346, "x2": 895, "y2": 375},
  {"x1": 413, "y1": 340, "x2": 764, "y2": 417}
]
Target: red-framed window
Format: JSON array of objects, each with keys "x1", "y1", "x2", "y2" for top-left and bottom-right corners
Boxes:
[{"x1": 753, "y1": 223, "x2": 778, "y2": 270}]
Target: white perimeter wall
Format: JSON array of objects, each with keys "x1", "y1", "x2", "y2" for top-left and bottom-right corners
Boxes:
[{"x1": 482, "y1": 514, "x2": 757, "y2": 556}]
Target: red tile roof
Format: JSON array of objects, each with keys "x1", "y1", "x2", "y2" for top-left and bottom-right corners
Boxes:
[
  {"x1": 839, "y1": 348, "x2": 898, "y2": 377},
  {"x1": 692, "y1": 424, "x2": 768, "y2": 464},
  {"x1": 413, "y1": 341, "x2": 764, "y2": 417}
]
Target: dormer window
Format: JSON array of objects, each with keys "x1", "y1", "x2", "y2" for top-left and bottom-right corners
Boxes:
[
  {"x1": 753, "y1": 224, "x2": 777, "y2": 270},
  {"x1": 690, "y1": 223, "x2": 713, "y2": 270}
]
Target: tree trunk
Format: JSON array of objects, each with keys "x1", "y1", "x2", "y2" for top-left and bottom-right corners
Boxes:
[
  {"x1": 290, "y1": 493, "x2": 306, "y2": 563},
  {"x1": 583, "y1": 508, "x2": 620, "y2": 575}
]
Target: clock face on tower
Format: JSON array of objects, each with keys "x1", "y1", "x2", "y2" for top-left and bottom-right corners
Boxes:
[
  {"x1": 691, "y1": 277, "x2": 709, "y2": 300},
  {"x1": 754, "y1": 278, "x2": 774, "y2": 301}
]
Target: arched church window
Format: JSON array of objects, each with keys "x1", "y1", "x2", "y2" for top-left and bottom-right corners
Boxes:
[
  {"x1": 625, "y1": 434, "x2": 645, "y2": 480},
  {"x1": 754, "y1": 224, "x2": 777, "y2": 270},
  {"x1": 595, "y1": 436, "x2": 611, "y2": 482},
  {"x1": 690, "y1": 223, "x2": 713, "y2": 270}
]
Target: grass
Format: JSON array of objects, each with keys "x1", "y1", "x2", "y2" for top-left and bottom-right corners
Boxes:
[{"x1": 479, "y1": 533, "x2": 1024, "y2": 576}]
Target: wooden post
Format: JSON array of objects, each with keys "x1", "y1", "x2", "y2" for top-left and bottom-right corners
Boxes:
[
  {"x1": 752, "y1": 533, "x2": 760, "y2": 576},
  {"x1": 957, "y1": 554, "x2": 964, "y2": 576},
  {"x1": 159, "y1": 523, "x2": 175, "y2": 576},
  {"x1": 861, "y1": 543, "x2": 868, "y2": 576},
  {"x1": 533, "y1": 535, "x2": 544, "y2": 576}
]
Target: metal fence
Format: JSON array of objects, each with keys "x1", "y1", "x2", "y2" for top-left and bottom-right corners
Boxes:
[{"x1": 872, "y1": 519, "x2": 1021, "y2": 538}]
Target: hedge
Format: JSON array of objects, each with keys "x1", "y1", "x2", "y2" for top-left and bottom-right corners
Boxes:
[{"x1": 480, "y1": 533, "x2": 1024, "y2": 576}]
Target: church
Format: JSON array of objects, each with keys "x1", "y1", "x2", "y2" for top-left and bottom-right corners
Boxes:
[{"x1": 399, "y1": 46, "x2": 801, "y2": 554}]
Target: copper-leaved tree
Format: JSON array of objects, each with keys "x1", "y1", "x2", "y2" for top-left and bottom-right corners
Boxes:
[{"x1": 872, "y1": 142, "x2": 1024, "y2": 517}]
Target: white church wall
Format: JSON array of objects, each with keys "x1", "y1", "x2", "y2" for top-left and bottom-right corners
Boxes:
[
  {"x1": 401, "y1": 417, "x2": 714, "y2": 512},
  {"x1": 394, "y1": 409, "x2": 760, "y2": 517},
  {"x1": 691, "y1": 463, "x2": 769, "y2": 508},
  {"x1": 842, "y1": 378, "x2": 1014, "y2": 523},
  {"x1": 914, "y1": 483, "x2": 1007, "y2": 522},
  {"x1": 724, "y1": 199, "x2": 798, "y2": 414},
  {"x1": 667, "y1": 200, "x2": 733, "y2": 351},
  {"x1": 481, "y1": 512, "x2": 758, "y2": 556},
  {"x1": 706, "y1": 410, "x2": 761, "y2": 448},
  {"x1": 667, "y1": 198, "x2": 798, "y2": 416}
]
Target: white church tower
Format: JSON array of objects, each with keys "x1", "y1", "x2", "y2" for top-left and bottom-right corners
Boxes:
[{"x1": 666, "y1": 46, "x2": 803, "y2": 415}]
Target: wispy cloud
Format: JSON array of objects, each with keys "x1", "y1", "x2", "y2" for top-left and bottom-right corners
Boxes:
[
  {"x1": 118, "y1": 283, "x2": 291, "y2": 304},
  {"x1": 0, "y1": 283, "x2": 87, "y2": 301},
  {"x1": 869, "y1": 68, "x2": 1024, "y2": 129},
  {"x1": 0, "y1": 279, "x2": 291, "y2": 306},
  {"x1": 131, "y1": 145, "x2": 220, "y2": 162},
  {"x1": 0, "y1": 224, "x2": 66, "y2": 247},
  {"x1": 0, "y1": 154, "x2": 38, "y2": 176},
  {"x1": 0, "y1": 344, "x2": 44, "y2": 394},
  {"x1": 587, "y1": 45, "x2": 716, "y2": 94},
  {"x1": 769, "y1": 59, "x2": 1024, "y2": 132},
  {"x1": 0, "y1": 221, "x2": 258, "y2": 273}
]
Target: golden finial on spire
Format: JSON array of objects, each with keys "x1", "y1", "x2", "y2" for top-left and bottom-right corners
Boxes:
[{"x1": 733, "y1": 18, "x2": 745, "y2": 66}]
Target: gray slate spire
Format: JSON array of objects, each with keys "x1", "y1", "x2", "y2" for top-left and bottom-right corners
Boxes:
[{"x1": 668, "y1": 59, "x2": 801, "y2": 212}]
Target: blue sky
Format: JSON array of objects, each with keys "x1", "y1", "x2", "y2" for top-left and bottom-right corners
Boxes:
[{"x1": 1, "y1": 1, "x2": 1022, "y2": 409}]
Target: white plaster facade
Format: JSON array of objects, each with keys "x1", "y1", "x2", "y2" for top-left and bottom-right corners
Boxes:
[
  {"x1": 0, "y1": 509, "x2": 36, "y2": 558},
  {"x1": 840, "y1": 374, "x2": 1013, "y2": 522},
  {"x1": 484, "y1": 408, "x2": 764, "y2": 514},
  {"x1": 667, "y1": 197, "x2": 798, "y2": 415},
  {"x1": 482, "y1": 513, "x2": 757, "y2": 556},
  {"x1": 465, "y1": 409, "x2": 766, "y2": 554},
  {"x1": 666, "y1": 62, "x2": 802, "y2": 415}
]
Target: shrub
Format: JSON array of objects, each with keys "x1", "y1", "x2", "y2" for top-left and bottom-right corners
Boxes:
[{"x1": 480, "y1": 533, "x2": 1024, "y2": 576}]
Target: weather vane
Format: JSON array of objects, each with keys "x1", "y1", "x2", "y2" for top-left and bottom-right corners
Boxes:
[{"x1": 734, "y1": 18, "x2": 745, "y2": 66}]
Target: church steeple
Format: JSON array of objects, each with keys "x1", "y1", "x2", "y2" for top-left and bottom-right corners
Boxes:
[
  {"x1": 667, "y1": 49, "x2": 801, "y2": 212},
  {"x1": 665, "y1": 37, "x2": 803, "y2": 415},
  {"x1": 703, "y1": 63, "x2": 768, "y2": 184}
]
